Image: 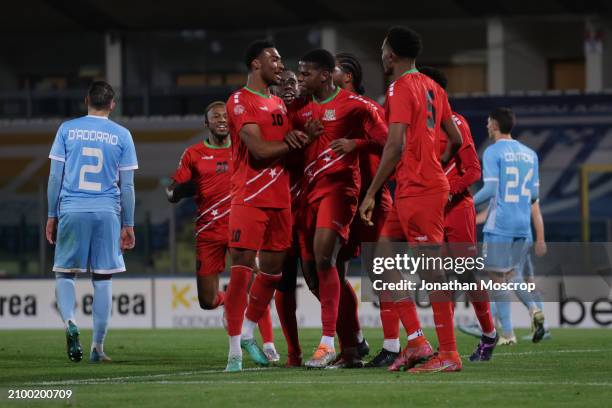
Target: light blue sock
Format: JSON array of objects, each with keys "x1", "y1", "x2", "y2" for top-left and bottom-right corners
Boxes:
[
  {"x1": 496, "y1": 292, "x2": 513, "y2": 336},
  {"x1": 490, "y1": 301, "x2": 497, "y2": 322},
  {"x1": 92, "y1": 280, "x2": 112, "y2": 347},
  {"x1": 508, "y1": 273, "x2": 536, "y2": 311},
  {"x1": 55, "y1": 273, "x2": 76, "y2": 324},
  {"x1": 532, "y1": 291, "x2": 544, "y2": 311}
]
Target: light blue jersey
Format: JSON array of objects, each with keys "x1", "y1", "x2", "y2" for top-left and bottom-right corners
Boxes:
[
  {"x1": 482, "y1": 139, "x2": 539, "y2": 238},
  {"x1": 49, "y1": 115, "x2": 138, "y2": 215}
]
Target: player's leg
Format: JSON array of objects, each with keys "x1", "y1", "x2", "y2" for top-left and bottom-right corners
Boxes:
[
  {"x1": 398, "y1": 193, "x2": 461, "y2": 374},
  {"x1": 225, "y1": 204, "x2": 265, "y2": 371},
  {"x1": 91, "y1": 273, "x2": 113, "y2": 362},
  {"x1": 306, "y1": 193, "x2": 357, "y2": 368},
  {"x1": 510, "y1": 241, "x2": 546, "y2": 343},
  {"x1": 195, "y1": 240, "x2": 226, "y2": 310},
  {"x1": 53, "y1": 212, "x2": 92, "y2": 362},
  {"x1": 305, "y1": 226, "x2": 342, "y2": 368},
  {"x1": 366, "y1": 208, "x2": 402, "y2": 367},
  {"x1": 275, "y1": 249, "x2": 302, "y2": 366},
  {"x1": 445, "y1": 204, "x2": 498, "y2": 361},
  {"x1": 483, "y1": 233, "x2": 517, "y2": 345},
  {"x1": 241, "y1": 207, "x2": 291, "y2": 366},
  {"x1": 89, "y1": 211, "x2": 126, "y2": 362},
  {"x1": 249, "y1": 257, "x2": 277, "y2": 361}
]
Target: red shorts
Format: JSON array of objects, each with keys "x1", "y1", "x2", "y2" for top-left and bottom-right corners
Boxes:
[
  {"x1": 380, "y1": 205, "x2": 403, "y2": 240},
  {"x1": 298, "y1": 192, "x2": 358, "y2": 261},
  {"x1": 443, "y1": 200, "x2": 477, "y2": 257},
  {"x1": 228, "y1": 204, "x2": 291, "y2": 252},
  {"x1": 385, "y1": 192, "x2": 447, "y2": 243},
  {"x1": 341, "y1": 206, "x2": 389, "y2": 259},
  {"x1": 196, "y1": 239, "x2": 228, "y2": 277}
]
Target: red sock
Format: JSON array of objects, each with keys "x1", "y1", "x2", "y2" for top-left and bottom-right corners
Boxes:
[
  {"x1": 225, "y1": 266, "x2": 253, "y2": 336},
  {"x1": 394, "y1": 299, "x2": 422, "y2": 337},
  {"x1": 317, "y1": 265, "x2": 341, "y2": 338},
  {"x1": 379, "y1": 301, "x2": 400, "y2": 339},
  {"x1": 337, "y1": 279, "x2": 359, "y2": 349},
  {"x1": 214, "y1": 291, "x2": 225, "y2": 308},
  {"x1": 257, "y1": 305, "x2": 274, "y2": 343},
  {"x1": 245, "y1": 271, "x2": 281, "y2": 324},
  {"x1": 430, "y1": 292, "x2": 456, "y2": 352},
  {"x1": 275, "y1": 290, "x2": 301, "y2": 357},
  {"x1": 467, "y1": 290, "x2": 495, "y2": 334}
]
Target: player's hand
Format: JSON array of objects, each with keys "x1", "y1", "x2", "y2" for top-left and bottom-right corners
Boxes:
[
  {"x1": 121, "y1": 226, "x2": 136, "y2": 251},
  {"x1": 359, "y1": 194, "x2": 376, "y2": 227},
  {"x1": 285, "y1": 130, "x2": 309, "y2": 149},
  {"x1": 535, "y1": 240, "x2": 547, "y2": 257},
  {"x1": 45, "y1": 217, "x2": 57, "y2": 245},
  {"x1": 303, "y1": 119, "x2": 324, "y2": 143},
  {"x1": 329, "y1": 138, "x2": 356, "y2": 155}
]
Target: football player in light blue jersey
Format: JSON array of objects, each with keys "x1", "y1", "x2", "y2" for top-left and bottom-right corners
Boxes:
[
  {"x1": 473, "y1": 107, "x2": 545, "y2": 345},
  {"x1": 45, "y1": 81, "x2": 138, "y2": 363}
]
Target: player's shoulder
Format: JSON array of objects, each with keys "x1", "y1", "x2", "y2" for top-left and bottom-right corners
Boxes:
[{"x1": 517, "y1": 140, "x2": 538, "y2": 159}]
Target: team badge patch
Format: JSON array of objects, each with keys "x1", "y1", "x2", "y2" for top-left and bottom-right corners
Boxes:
[
  {"x1": 234, "y1": 104, "x2": 245, "y2": 115},
  {"x1": 323, "y1": 109, "x2": 336, "y2": 121}
]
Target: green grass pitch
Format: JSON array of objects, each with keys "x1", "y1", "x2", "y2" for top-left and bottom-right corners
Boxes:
[{"x1": 1, "y1": 328, "x2": 611, "y2": 407}]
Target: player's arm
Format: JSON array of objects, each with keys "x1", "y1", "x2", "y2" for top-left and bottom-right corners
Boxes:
[
  {"x1": 473, "y1": 148, "x2": 498, "y2": 206},
  {"x1": 531, "y1": 199, "x2": 547, "y2": 256},
  {"x1": 45, "y1": 159, "x2": 64, "y2": 245},
  {"x1": 448, "y1": 138, "x2": 481, "y2": 195},
  {"x1": 240, "y1": 123, "x2": 308, "y2": 160},
  {"x1": 166, "y1": 180, "x2": 196, "y2": 203},
  {"x1": 359, "y1": 122, "x2": 405, "y2": 225},
  {"x1": 119, "y1": 170, "x2": 136, "y2": 250},
  {"x1": 476, "y1": 206, "x2": 489, "y2": 225},
  {"x1": 440, "y1": 119, "x2": 462, "y2": 167},
  {"x1": 330, "y1": 105, "x2": 387, "y2": 155}
]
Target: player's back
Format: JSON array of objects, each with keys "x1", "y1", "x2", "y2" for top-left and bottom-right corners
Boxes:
[
  {"x1": 483, "y1": 139, "x2": 538, "y2": 237},
  {"x1": 50, "y1": 115, "x2": 138, "y2": 214},
  {"x1": 386, "y1": 71, "x2": 450, "y2": 197}
]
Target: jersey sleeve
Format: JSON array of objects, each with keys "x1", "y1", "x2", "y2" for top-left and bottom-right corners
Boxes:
[
  {"x1": 356, "y1": 103, "x2": 388, "y2": 154},
  {"x1": 172, "y1": 148, "x2": 194, "y2": 184},
  {"x1": 482, "y1": 147, "x2": 499, "y2": 182},
  {"x1": 530, "y1": 154, "x2": 540, "y2": 201},
  {"x1": 119, "y1": 131, "x2": 139, "y2": 171},
  {"x1": 448, "y1": 118, "x2": 481, "y2": 194},
  {"x1": 49, "y1": 124, "x2": 66, "y2": 162},
  {"x1": 386, "y1": 81, "x2": 413, "y2": 125},
  {"x1": 229, "y1": 96, "x2": 260, "y2": 132}
]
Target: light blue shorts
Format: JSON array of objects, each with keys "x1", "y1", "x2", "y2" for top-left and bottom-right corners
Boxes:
[
  {"x1": 53, "y1": 212, "x2": 125, "y2": 274},
  {"x1": 482, "y1": 232, "x2": 529, "y2": 274}
]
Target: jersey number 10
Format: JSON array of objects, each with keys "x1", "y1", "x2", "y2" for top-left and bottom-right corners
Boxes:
[{"x1": 79, "y1": 147, "x2": 103, "y2": 192}]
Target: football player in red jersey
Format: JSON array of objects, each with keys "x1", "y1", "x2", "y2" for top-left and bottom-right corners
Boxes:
[
  {"x1": 223, "y1": 40, "x2": 316, "y2": 372},
  {"x1": 269, "y1": 69, "x2": 305, "y2": 367},
  {"x1": 166, "y1": 101, "x2": 280, "y2": 363},
  {"x1": 289, "y1": 49, "x2": 388, "y2": 368},
  {"x1": 360, "y1": 26, "x2": 464, "y2": 373},
  {"x1": 329, "y1": 52, "x2": 398, "y2": 365}
]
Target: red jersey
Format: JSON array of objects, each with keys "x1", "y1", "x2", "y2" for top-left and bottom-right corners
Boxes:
[
  {"x1": 355, "y1": 96, "x2": 393, "y2": 212},
  {"x1": 226, "y1": 87, "x2": 291, "y2": 209},
  {"x1": 289, "y1": 88, "x2": 388, "y2": 203},
  {"x1": 385, "y1": 69, "x2": 451, "y2": 197},
  {"x1": 172, "y1": 140, "x2": 232, "y2": 241},
  {"x1": 438, "y1": 112, "x2": 481, "y2": 198}
]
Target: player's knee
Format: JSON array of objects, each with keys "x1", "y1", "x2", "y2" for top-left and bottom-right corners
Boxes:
[
  {"x1": 56, "y1": 272, "x2": 76, "y2": 280},
  {"x1": 198, "y1": 297, "x2": 218, "y2": 310},
  {"x1": 315, "y1": 255, "x2": 335, "y2": 272}
]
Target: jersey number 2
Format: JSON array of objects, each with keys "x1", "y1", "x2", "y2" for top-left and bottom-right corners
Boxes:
[{"x1": 79, "y1": 147, "x2": 103, "y2": 192}]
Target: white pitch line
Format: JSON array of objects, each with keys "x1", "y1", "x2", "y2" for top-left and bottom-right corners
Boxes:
[
  {"x1": 28, "y1": 379, "x2": 612, "y2": 388},
  {"x1": 28, "y1": 367, "x2": 278, "y2": 386},
  {"x1": 26, "y1": 348, "x2": 611, "y2": 387}
]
